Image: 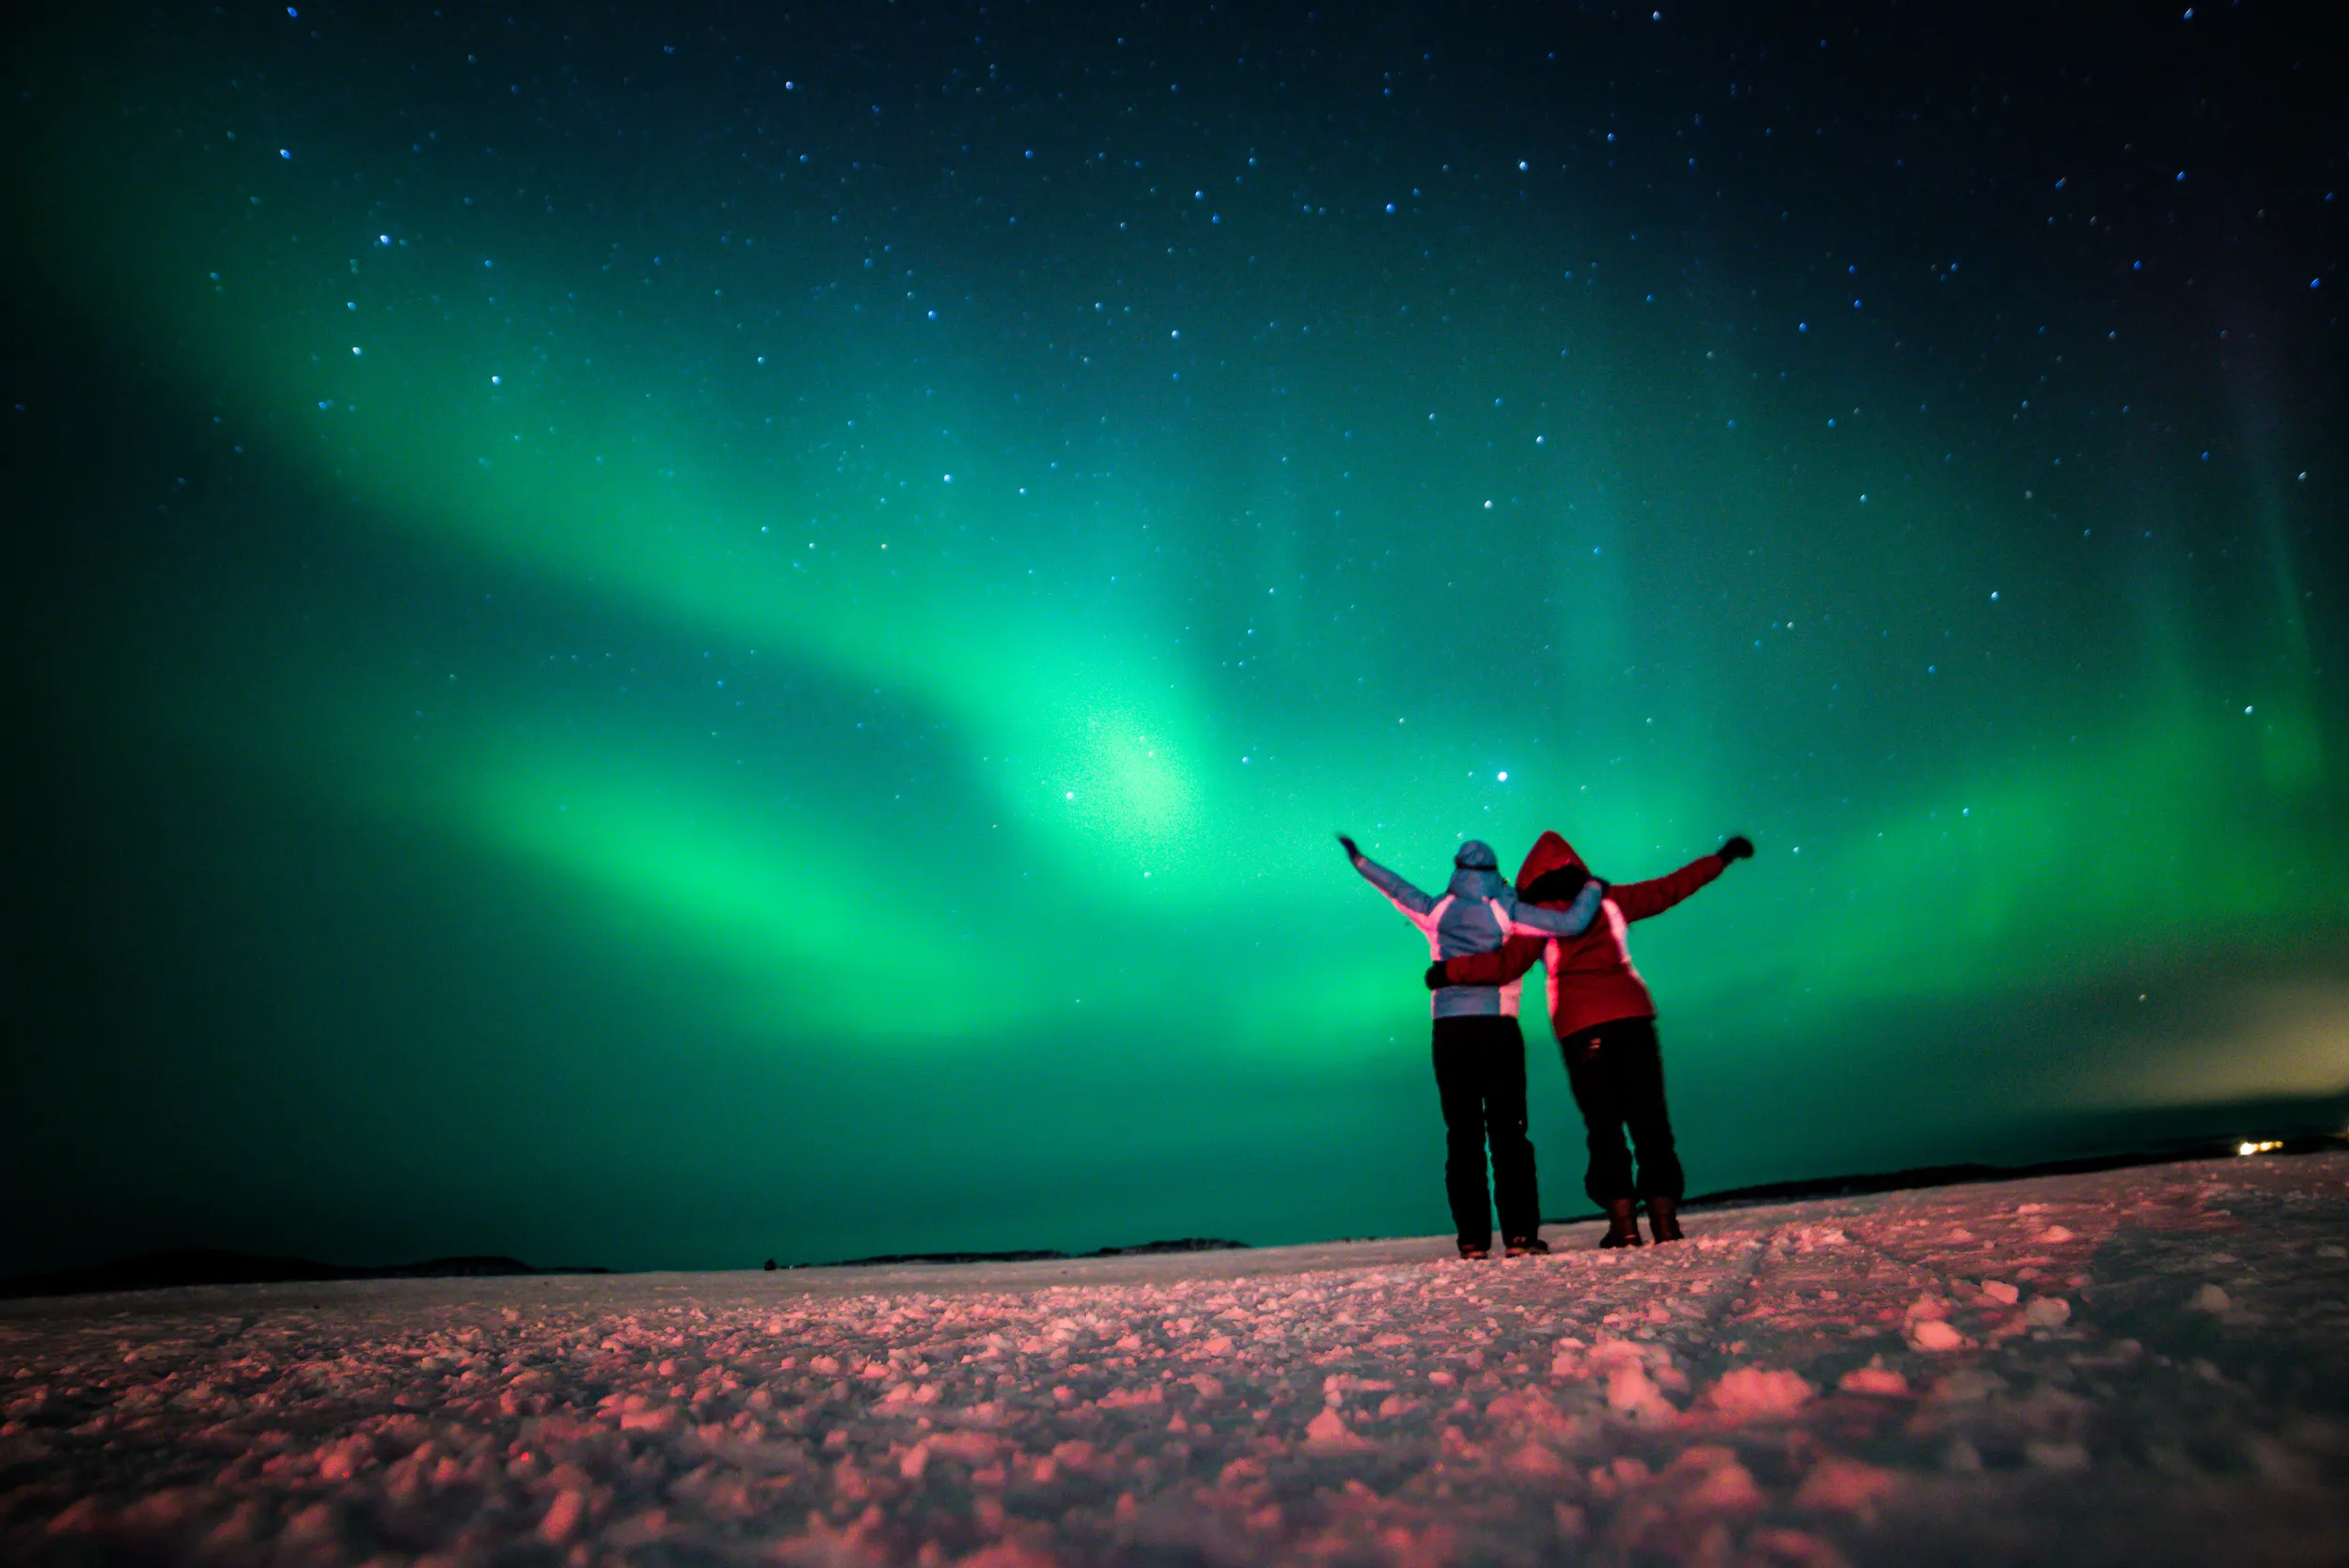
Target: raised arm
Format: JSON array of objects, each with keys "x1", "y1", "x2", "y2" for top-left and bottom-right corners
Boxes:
[
  {"x1": 1337, "y1": 833, "x2": 1439, "y2": 919},
  {"x1": 1612, "y1": 835, "x2": 1752, "y2": 922}
]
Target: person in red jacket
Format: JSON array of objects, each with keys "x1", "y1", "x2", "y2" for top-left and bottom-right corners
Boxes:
[{"x1": 1429, "y1": 830, "x2": 1754, "y2": 1248}]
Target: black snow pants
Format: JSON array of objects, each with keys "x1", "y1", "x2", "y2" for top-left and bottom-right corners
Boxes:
[
  {"x1": 1430, "y1": 1014, "x2": 1541, "y2": 1249},
  {"x1": 1559, "y1": 1015, "x2": 1686, "y2": 1207}
]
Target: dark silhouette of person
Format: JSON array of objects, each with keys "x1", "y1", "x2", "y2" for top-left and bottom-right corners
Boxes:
[{"x1": 1429, "y1": 831, "x2": 1753, "y2": 1247}]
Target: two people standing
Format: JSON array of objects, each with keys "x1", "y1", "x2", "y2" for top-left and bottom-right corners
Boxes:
[
  {"x1": 1343, "y1": 829, "x2": 1753, "y2": 1254},
  {"x1": 1338, "y1": 836, "x2": 1607, "y2": 1259}
]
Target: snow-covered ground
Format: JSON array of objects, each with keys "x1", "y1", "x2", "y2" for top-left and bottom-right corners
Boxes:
[{"x1": 6, "y1": 1155, "x2": 2345, "y2": 1567}]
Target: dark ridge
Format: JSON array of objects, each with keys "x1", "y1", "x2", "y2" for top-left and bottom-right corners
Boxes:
[
  {"x1": 1093, "y1": 1237, "x2": 1250, "y2": 1257},
  {"x1": 808, "y1": 1237, "x2": 1249, "y2": 1269},
  {"x1": 806, "y1": 1250, "x2": 1068, "y2": 1269},
  {"x1": 368, "y1": 1255, "x2": 604, "y2": 1280},
  {"x1": 0, "y1": 1248, "x2": 611, "y2": 1300},
  {"x1": 1540, "y1": 1131, "x2": 2349, "y2": 1226}
]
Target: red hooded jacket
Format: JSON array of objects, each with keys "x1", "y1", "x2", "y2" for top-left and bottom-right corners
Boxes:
[{"x1": 1441, "y1": 831, "x2": 1725, "y2": 1037}]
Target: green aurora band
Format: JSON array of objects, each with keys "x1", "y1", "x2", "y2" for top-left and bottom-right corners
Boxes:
[{"x1": 8, "y1": 3, "x2": 2343, "y2": 1270}]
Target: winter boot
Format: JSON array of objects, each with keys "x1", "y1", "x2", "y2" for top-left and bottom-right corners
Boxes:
[
  {"x1": 1599, "y1": 1199, "x2": 1645, "y2": 1249},
  {"x1": 1647, "y1": 1195, "x2": 1684, "y2": 1245},
  {"x1": 1503, "y1": 1235, "x2": 1551, "y2": 1257},
  {"x1": 1457, "y1": 1241, "x2": 1491, "y2": 1261}
]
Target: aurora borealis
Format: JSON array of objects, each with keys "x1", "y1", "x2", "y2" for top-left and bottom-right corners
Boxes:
[{"x1": 7, "y1": 1, "x2": 2343, "y2": 1275}]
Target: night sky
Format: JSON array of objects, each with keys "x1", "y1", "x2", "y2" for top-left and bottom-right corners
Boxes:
[{"x1": 8, "y1": 1, "x2": 2343, "y2": 1275}]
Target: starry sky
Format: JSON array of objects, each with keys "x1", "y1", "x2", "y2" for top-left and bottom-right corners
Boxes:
[{"x1": 7, "y1": 1, "x2": 2343, "y2": 1275}]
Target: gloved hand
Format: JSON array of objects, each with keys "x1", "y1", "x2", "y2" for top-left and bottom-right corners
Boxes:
[
  {"x1": 1336, "y1": 832, "x2": 1361, "y2": 860},
  {"x1": 1719, "y1": 835, "x2": 1754, "y2": 862},
  {"x1": 1424, "y1": 961, "x2": 1452, "y2": 990}
]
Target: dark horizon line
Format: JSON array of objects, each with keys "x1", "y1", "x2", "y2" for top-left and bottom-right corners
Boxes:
[
  {"x1": 0, "y1": 1250, "x2": 614, "y2": 1303},
  {"x1": 8, "y1": 1126, "x2": 2341, "y2": 1302},
  {"x1": 1624, "y1": 1127, "x2": 2348, "y2": 1220}
]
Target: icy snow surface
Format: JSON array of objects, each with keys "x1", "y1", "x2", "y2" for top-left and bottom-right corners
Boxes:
[{"x1": 7, "y1": 1156, "x2": 2346, "y2": 1567}]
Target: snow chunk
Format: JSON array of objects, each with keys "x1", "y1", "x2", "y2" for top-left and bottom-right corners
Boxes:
[
  {"x1": 957, "y1": 1545, "x2": 1064, "y2": 1568},
  {"x1": 1503, "y1": 1439, "x2": 1571, "y2": 1477},
  {"x1": 537, "y1": 1489, "x2": 588, "y2": 1545},
  {"x1": 1795, "y1": 1454, "x2": 1899, "y2": 1513},
  {"x1": 618, "y1": 1404, "x2": 681, "y2": 1434},
  {"x1": 1485, "y1": 1388, "x2": 1575, "y2": 1437},
  {"x1": 1837, "y1": 1364, "x2": 1911, "y2": 1398},
  {"x1": 1908, "y1": 1319, "x2": 1966, "y2": 1352},
  {"x1": 1702, "y1": 1366, "x2": 1814, "y2": 1421},
  {"x1": 2024, "y1": 1296, "x2": 2072, "y2": 1329},
  {"x1": 1670, "y1": 1445, "x2": 1767, "y2": 1512},
  {"x1": 2192, "y1": 1284, "x2": 2232, "y2": 1313},
  {"x1": 1305, "y1": 1406, "x2": 1370, "y2": 1452},
  {"x1": 1097, "y1": 1383, "x2": 1161, "y2": 1409},
  {"x1": 1596, "y1": 1347, "x2": 1678, "y2": 1426}
]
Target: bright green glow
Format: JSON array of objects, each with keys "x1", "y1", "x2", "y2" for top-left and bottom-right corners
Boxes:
[
  {"x1": 1690, "y1": 705, "x2": 2334, "y2": 1023},
  {"x1": 8, "y1": 8, "x2": 2342, "y2": 1271},
  {"x1": 157, "y1": 238, "x2": 1226, "y2": 889},
  {"x1": 455, "y1": 749, "x2": 1036, "y2": 1038}
]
